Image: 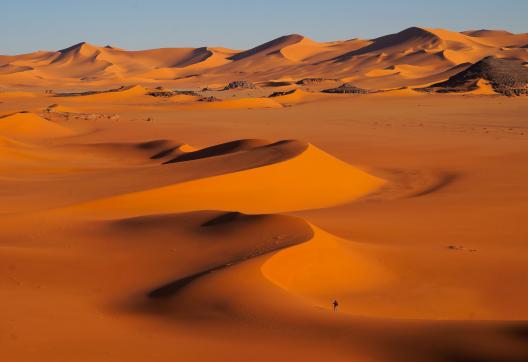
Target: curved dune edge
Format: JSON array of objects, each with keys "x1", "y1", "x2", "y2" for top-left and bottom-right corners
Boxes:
[
  {"x1": 68, "y1": 143, "x2": 385, "y2": 218},
  {"x1": 261, "y1": 225, "x2": 391, "y2": 308},
  {"x1": 54, "y1": 141, "x2": 182, "y2": 167},
  {"x1": 130, "y1": 211, "x2": 387, "y2": 314},
  {"x1": 163, "y1": 139, "x2": 271, "y2": 163},
  {"x1": 135, "y1": 211, "x2": 316, "y2": 299}
]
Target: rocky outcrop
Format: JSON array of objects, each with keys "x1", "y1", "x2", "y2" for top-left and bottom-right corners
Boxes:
[
  {"x1": 417, "y1": 56, "x2": 528, "y2": 96},
  {"x1": 268, "y1": 89, "x2": 296, "y2": 97},
  {"x1": 322, "y1": 83, "x2": 371, "y2": 94},
  {"x1": 223, "y1": 81, "x2": 257, "y2": 90}
]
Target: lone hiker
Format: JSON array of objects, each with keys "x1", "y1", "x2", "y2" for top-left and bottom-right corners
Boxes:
[{"x1": 332, "y1": 299, "x2": 339, "y2": 312}]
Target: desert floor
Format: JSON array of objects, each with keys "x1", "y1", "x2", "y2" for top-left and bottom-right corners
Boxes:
[{"x1": 1, "y1": 91, "x2": 528, "y2": 361}]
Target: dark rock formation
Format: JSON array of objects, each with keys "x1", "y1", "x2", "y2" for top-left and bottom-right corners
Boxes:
[
  {"x1": 417, "y1": 56, "x2": 528, "y2": 96},
  {"x1": 268, "y1": 89, "x2": 296, "y2": 98},
  {"x1": 197, "y1": 96, "x2": 221, "y2": 102},
  {"x1": 54, "y1": 86, "x2": 133, "y2": 97},
  {"x1": 259, "y1": 81, "x2": 293, "y2": 87},
  {"x1": 147, "y1": 90, "x2": 200, "y2": 98},
  {"x1": 296, "y1": 78, "x2": 328, "y2": 85},
  {"x1": 322, "y1": 83, "x2": 371, "y2": 94},
  {"x1": 222, "y1": 81, "x2": 257, "y2": 90}
]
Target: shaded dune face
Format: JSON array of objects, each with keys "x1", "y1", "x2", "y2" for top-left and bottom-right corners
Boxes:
[
  {"x1": 64, "y1": 139, "x2": 190, "y2": 165},
  {"x1": 163, "y1": 139, "x2": 271, "y2": 163},
  {"x1": 333, "y1": 27, "x2": 442, "y2": 61},
  {"x1": 101, "y1": 211, "x2": 312, "y2": 298},
  {"x1": 228, "y1": 34, "x2": 306, "y2": 61},
  {"x1": 110, "y1": 211, "x2": 315, "y2": 299}
]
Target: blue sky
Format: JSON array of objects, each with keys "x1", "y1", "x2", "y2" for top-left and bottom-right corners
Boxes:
[{"x1": 2, "y1": 0, "x2": 527, "y2": 54}]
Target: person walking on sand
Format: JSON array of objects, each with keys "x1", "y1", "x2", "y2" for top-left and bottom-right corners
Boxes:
[{"x1": 332, "y1": 299, "x2": 339, "y2": 312}]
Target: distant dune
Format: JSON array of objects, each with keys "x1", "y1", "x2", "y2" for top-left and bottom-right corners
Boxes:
[{"x1": 1, "y1": 26, "x2": 527, "y2": 91}]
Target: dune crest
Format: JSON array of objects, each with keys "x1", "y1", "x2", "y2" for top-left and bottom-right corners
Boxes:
[{"x1": 67, "y1": 140, "x2": 384, "y2": 217}]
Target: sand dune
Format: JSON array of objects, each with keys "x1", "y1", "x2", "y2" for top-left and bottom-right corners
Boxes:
[
  {"x1": 164, "y1": 139, "x2": 271, "y2": 163},
  {"x1": 119, "y1": 211, "x2": 317, "y2": 298},
  {"x1": 464, "y1": 29, "x2": 514, "y2": 37},
  {"x1": 123, "y1": 213, "x2": 528, "y2": 361},
  {"x1": 2, "y1": 27, "x2": 528, "y2": 91},
  {"x1": 65, "y1": 139, "x2": 191, "y2": 165},
  {"x1": 262, "y1": 225, "x2": 390, "y2": 305},
  {"x1": 334, "y1": 27, "x2": 444, "y2": 60},
  {"x1": 228, "y1": 34, "x2": 307, "y2": 61},
  {"x1": 101, "y1": 211, "x2": 314, "y2": 290},
  {"x1": 66, "y1": 140, "x2": 384, "y2": 217}
]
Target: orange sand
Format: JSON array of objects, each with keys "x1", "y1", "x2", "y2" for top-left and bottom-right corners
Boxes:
[{"x1": 1, "y1": 27, "x2": 528, "y2": 362}]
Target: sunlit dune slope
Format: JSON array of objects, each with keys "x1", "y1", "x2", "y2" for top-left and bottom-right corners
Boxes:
[
  {"x1": 262, "y1": 225, "x2": 390, "y2": 304},
  {"x1": 68, "y1": 140, "x2": 384, "y2": 217}
]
